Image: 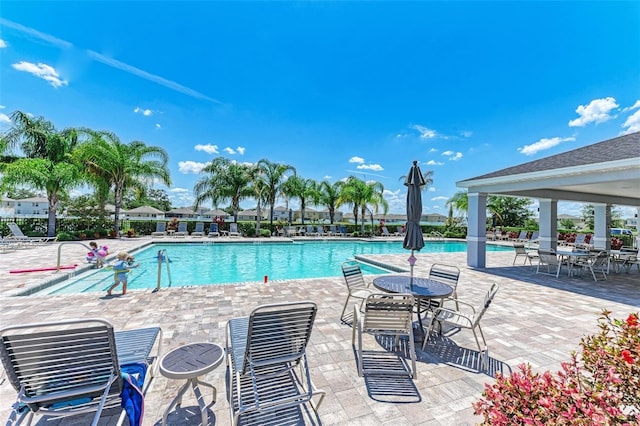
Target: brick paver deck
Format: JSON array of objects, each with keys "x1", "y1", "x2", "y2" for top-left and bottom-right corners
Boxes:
[{"x1": 0, "y1": 236, "x2": 638, "y2": 425}]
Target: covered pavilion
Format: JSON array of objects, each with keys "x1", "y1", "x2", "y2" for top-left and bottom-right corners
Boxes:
[{"x1": 457, "y1": 131, "x2": 640, "y2": 267}]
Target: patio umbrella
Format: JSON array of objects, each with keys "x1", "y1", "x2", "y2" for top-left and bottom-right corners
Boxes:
[{"x1": 403, "y1": 160, "x2": 426, "y2": 284}]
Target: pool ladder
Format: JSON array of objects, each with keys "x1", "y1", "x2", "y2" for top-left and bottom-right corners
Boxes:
[{"x1": 153, "y1": 249, "x2": 172, "y2": 292}]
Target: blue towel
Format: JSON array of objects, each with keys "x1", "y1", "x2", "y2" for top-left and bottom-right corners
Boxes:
[{"x1": 120, "y1": 363, "x2": 147, "y2": 426}]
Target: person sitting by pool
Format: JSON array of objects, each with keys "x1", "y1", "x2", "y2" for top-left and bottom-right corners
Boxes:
[
  {"x1": 106, "y1": 251, "x2": 140, "y2": 296},
  {"x1": 86, "y1": 241, "x2": 108, "y2": 268}
]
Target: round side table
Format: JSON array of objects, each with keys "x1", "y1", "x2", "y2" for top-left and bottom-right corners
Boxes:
[{"x1": 160, "y1": 342, "x2": 224, "y2": 426}]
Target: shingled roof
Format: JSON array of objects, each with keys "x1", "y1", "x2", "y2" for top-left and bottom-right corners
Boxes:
[{"x1": 465, "y1": 131, "x2": 640, "y2": 181}]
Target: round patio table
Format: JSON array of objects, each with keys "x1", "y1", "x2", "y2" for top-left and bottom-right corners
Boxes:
[
  {"x1": 160, "y1": 342, "x2": 224, "y2": 426},
  {"x1": 372, "y1": 275, "x2": 453, "y2": 338}
]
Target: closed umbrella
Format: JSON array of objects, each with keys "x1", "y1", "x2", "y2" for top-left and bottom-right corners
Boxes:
[{"x1": 403, "y1": 161, "x2": 426, "y2": 284}]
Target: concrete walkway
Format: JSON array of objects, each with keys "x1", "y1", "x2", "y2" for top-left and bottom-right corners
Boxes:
[{"x1": 0, "y1": 237, "x2": 638, "y2": 425}]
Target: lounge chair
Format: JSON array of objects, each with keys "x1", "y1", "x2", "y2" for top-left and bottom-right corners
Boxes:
[
  {"x1": 174, "y1": 222, "x2": 189, "y2": 237},
  {"x1": 151, "y1": 222, "x2": 167, "y2": 237},
  {"x1": 207, "y1": 222, "x2": 220, "y2": 237},
  {"x1": 338, "y1": 225, "x2": 351, "y2": 237},
  {"x1": 316, "y1": 225, "x2": 327, "y2": 236},
  {"x1": 306, "y1": 225, "x2": 316, "y2": 236},
  {"x1": 423, "y1": 283, "x2": 499, "y2": 371},
  {"x1": 286, "y1": 226, "x2": 298, "y2": 237},
  {"x1": 353, "y1": 293, "x2": 417, "y2": 378},
  {"x1": 6, "y1": 222, "x2": 57, "y2": 244},
  {"x1": 227, "y1": 222, "x2": 241, "y2": 237},
  {"x1": 380, "y1": 226, "x2": 392, "y2": 237},
  {"x1": 225, "y1": 301, "x2": 325, "y2": 425},
  {"x1": 0, "y1": 318, "x2": 162, "y2": 426},
  {"x1": 515, "y1": 230, "x2": 529, "y2": 242},
  {"x1": 191, "y1": 222, "x2": 205, "y2": 237},
  {"x1": 328, "y1": 224, "x2": 339, "y2": 236}
]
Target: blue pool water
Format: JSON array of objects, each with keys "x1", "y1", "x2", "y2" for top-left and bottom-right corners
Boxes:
[{"x1": 44, "y1": 240, "x2": 510, "y2": 294}]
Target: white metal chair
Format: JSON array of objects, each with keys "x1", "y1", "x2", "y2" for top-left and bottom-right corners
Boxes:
[
  {"x1": 513, "y1": 242, "x2": 539, "y2": 265},
  {"x1": 225, "y1": 301, "x2": 325, "y2": 425},
  {"x1": 352, "y1": 293, "x2": 417, "y2": 378},
  {"x1": 536, "y1": 250, "x2": 565, "y2": 277},
  {"x1": 416, "y1": 263, "x2": 461, "y2": 318},
  {"x1": 422, "y1": 283, "x2": 499, "y2": 371},
  {"x1": 340, "y1": 261, "x2": 374, "y2": 322},
  {"x1": 573, "y1": 251, "x2": 609, "y2": 281}
]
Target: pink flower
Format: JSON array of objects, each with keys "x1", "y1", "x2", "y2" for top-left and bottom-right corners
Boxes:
[{"x1": 627, "y1": 314, "x2": 639, "y2": 327}]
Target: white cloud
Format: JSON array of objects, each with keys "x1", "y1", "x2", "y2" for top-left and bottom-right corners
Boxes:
[
  {"x1": 442, "y1": 151, "x2": 462, "y2": 161},
  {"x1": 356, "y1": 163, "x2": 384, "y2": 171},
  {"x1": 223, "y1": 146, "x2": 245, "y2": 155},
  {"x1": 0, "y1": 18, "x2": 223, "y2": 103},
  {"x1": 323, "y1": 175, "x2": 331, "y2": 180},
  {"x1": 411, "y1": 125, "x2": 437, "y2": 139},
  {"x1": 428, "y1": 148, "x2": 438, "y2": 153},
  {"x1": 518, "y1": 136, "x2": 576, "y2": 155},
  {"x1": 426, "y1": 160, "x2": 444, "y2": 166},
  {"x1": 622, "y1": 100, "x2": 640, "y2": 112},
  {"x1": 195, "y1": 144, "x2": 218, "y2": 155},
  {"x1": 622, "y1": 109, "x2": 640, "y2": 135},
  {"x1": 0, "y1": 39, "x2": 6, "y2": 48},
  {"x1": 568, "y1": 97, "x2": 618, "y2": 127},
  {"x1": 460, "y1": 130, "x2": 473, "y2": 138},
  {"x1": 12, "y1": 61, "x2": 68, "y2": 87},
  {"x1": 428, "y1": 187, "x2": 436, "y2": 192},
  {"x1": 0, "y1": 105, "x2": 5, "y2": 108},
  {"x1": 0, "y1": 113, "x2": 11, "y2": 125},
  {"x1": 155, "y1": 123, "x2": 161, "y2": 129},
  {"x1": 170, "y1": 187, "x2": 189, "y2": 194},
  {"x1": 349, "y1": 156, "x2": 365, "y2": 164},
  {"x1": 431, "y1": 196, "x2": 448, "y2": 201},
  {"x1": 178, "y1": 160, "x2": 208, "y2": 174},
  {"x1": 0, "y1": 18, "x2": 72, "y2": 48},
  {"x1": 134, "y1": 107, "x2": 152, "y2": 116}
]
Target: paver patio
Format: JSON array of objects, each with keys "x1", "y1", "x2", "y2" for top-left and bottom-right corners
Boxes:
[{"x1": 0, "y1": 237, "x2": 638, "y2": 425}]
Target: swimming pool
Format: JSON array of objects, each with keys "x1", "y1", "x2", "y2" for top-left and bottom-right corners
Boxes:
[{"x1": 42, "y1": 240, "x2": 511, "y2": 294}]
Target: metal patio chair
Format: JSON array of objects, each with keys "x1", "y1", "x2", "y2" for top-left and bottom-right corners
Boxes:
[
  {"x1": 340, "y1": 260, "x2": 374, "y2": 322},
  {"x1": 0, "y1": 318, "x2": 162, "y2": 426},
  {"x1": 225, "y1": 301, "x2": 325, "y2": 425},
  {"x1": 352, "y1": 293, "x2": 417, "y2": 378}
]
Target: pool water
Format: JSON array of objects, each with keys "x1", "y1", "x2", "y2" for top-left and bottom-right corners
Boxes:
[{"x1": 44, "y1": 240, "x2": 510, "y2": 294}]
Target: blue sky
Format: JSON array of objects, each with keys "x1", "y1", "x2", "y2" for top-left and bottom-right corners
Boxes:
[{"x1": 1, "y1": 1, "x2": 639, "y2": 217}]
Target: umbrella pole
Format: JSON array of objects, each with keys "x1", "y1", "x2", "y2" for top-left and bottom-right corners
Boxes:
[{"x1": 408, "y1": 250, "x2": 416, "y2": 287}]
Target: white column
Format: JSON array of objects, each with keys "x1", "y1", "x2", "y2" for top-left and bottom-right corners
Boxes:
[
  {"x1": 467, "y1": 192, "x2": 487, "y2": 268},
  {"x1": 538, "y1": 199, "x2": 557, "y2": 252},
  {"x1": 592, "y1": 203, "x2": 611, "y2": 250}
]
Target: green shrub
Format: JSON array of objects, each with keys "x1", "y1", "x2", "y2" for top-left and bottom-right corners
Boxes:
[
  {"x1": 56, "y1": 232, "x2": 76, "y2": 241},
  {"x1": 260, "y1": 229, "x2": 271, "y2": 237}
]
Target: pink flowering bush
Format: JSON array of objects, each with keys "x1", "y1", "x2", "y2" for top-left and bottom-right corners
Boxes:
[{"x1": 473, "y1": 310, "x2": 640, "y2": 425}]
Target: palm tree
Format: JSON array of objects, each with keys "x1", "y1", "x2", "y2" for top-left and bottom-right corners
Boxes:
[
  {"x1": 339, "y1": 177, "x2": 388, "y2": 235},
  {"x1": 75, "y1": 130, "x2": 171, "y2": 232},
  {"x1": 0, "y1": 111, "x2": 84, "y2": 237},
  {"x1": 318, "y1": 180, "x2": 344, "y2": 224},
  {"x1": 193, "y1": 157, "x2": 253, "y2": 223},
  {"x1": 257, "y1": 159, "x2": 296, "y2": 225},
  {"x1": 281, "y1": 176, "x2": 317, "y2": 225},
  {"x1": 248, "y1": 164, "x2": 269, "y2": 235}
]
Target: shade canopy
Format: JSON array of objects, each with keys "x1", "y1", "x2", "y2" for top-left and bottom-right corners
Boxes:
[{"x1": 403, "y1": 160, "x2": 425, "y2": 252}]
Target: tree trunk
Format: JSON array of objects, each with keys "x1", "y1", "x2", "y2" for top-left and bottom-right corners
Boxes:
[
  {"x1": 47, "y1": 200, "x2": 57, "y2": 237},
  {"x1": 114, "y1": 186, "x2": 123, "y2": 232}
]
